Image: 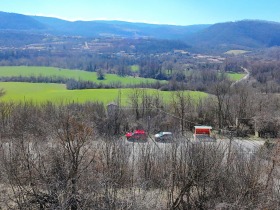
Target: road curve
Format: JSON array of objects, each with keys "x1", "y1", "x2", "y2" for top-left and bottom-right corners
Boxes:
[{"x1": 231, "y1": 67, "x2": 250, "y2": 87}]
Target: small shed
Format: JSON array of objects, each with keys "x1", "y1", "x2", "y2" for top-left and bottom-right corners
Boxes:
[{"x1": 194, "y1": 126, "x2": 212, "y2": 140}]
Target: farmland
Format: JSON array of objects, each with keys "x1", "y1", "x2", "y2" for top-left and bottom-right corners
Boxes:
[
  {"x1": 0, "y1": 82, "x2": 208, "y2": 104},
  {"x1": 0, "y1": 66, "x2": 247, "y2": 104},
  {"x1": 0, "y1": 66, "x2": 245, "y2": 83},
  {"x1": 0, "y1": 66, "x2": 161, "y2": 85}
]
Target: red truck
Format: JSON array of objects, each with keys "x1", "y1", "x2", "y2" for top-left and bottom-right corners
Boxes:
[{"x1": 125, "y1": 130, "x2": 147, "y2": 141}]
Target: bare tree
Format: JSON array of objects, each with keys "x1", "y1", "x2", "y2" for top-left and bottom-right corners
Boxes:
[
  {"x1": 171, "y1": 91, "x2": 196, "y2": 135},
  {"x1": 54, "y1": 109, "x2": 94, "y2": 210},
  {"x1": 211, "y1": 80, "x2": 232, "y2": 129}
]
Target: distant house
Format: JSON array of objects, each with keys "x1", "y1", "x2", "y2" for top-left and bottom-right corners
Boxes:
[{"x1": 193, "y1": 125, "x2": 212, "y2": 140}]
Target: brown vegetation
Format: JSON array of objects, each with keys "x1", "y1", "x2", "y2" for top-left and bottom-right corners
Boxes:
[{"x1": 0, "y1": 85, "x2": 279, "y2": 209}]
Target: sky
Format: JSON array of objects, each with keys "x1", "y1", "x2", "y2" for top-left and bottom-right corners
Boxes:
[{"x1": 0, "y1": 0, "x2": 280, "y2": 26}]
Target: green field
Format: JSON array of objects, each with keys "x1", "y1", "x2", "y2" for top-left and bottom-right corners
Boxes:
[
  {"x1": 227, "y1": 73, "x2": 246, "y2": 81},
  {"x1": 0, "y1": 66, "x2": 245, "y2": 85},
  {"x1": 163, "y1": 69, "x2": 245, "y2": 82},
  {"x1": 0, "y1": 66, "x2": 161, "y2": 85},
  {"x1": 0, "y1": 82, "x2": 208, "y2": 104},
  {"x1": 224, "y1": 50, "x2": 250, "y2": 55},
  {"x1": 130, "y1": 65, "x2": 140, "y2": 72},
  {"x1": 0, "y1": 66, "x2": 210, "y2": 104}
]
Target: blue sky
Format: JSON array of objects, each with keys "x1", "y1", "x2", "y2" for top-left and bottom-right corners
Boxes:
[{"x1": 0, "y1": 0, "x2": 280, "y2": 25}]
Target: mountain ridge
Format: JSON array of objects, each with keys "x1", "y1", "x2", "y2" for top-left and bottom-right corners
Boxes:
[
  {"x1": 31, "y1": 14, "x2": 210, "y2": 39},
  {"x1": 1, "y1": 11, "x2": 280, "y2": 51}
]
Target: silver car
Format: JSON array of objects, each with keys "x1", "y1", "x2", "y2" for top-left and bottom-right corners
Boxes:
[{"x1": 155, "y1": 132, "x2": 173, "y2": 142}]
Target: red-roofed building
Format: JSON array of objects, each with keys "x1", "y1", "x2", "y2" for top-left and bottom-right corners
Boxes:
[{"x1": 194, "y1": 126, "x2": 212, "y2": 140}]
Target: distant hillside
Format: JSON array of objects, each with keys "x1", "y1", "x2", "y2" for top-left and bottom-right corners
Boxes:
[
  {"x1": 32, "y1": 16, "x2": 210, "y2": 39},
  {"x1": 190, "y1": 20, "x2": 280, "y2": 51},
  {"x1": 0, "y1": 11, "x2": 210, "y2": 40},
  {"x1": 0, "y1": 11, "x2": 46, "y2": 30},
  {"x1": 0, "y1": 31, "x2": 47, "y2": 47}
]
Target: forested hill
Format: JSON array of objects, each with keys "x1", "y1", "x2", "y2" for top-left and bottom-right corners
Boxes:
[
  {"x1": 189, "y1": 20, "x2": 280, "y2": 51},
  {"x1": 1, "y1": 11, "x2": 280, "y2": 51}
]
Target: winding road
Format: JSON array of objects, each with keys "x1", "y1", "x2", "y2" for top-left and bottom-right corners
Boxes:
[{"x1": 231, "y1": 67, "x2": 250, "y2": 87}]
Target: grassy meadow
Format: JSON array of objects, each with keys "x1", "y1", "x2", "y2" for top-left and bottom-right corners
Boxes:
[
  {"x1": 0, "y1": 66, "x2": 161, "y2": 85},
  {"x1": 163, "y1": 69, "x2": 245, "y2": 82},
  {"x1": 0, "y1": 66, "x2": 245, "y2": 84},
  {"x1": 227, "y1": 72, "x2": 246, "y2": 81},
  {"x1": 0, "y1": 82, "x2": 208, "y2": 105}
]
